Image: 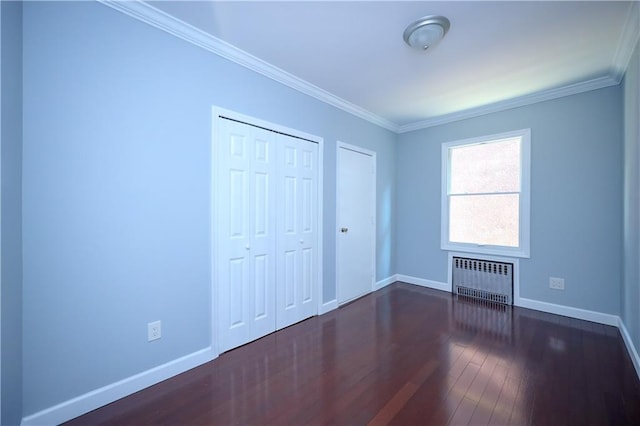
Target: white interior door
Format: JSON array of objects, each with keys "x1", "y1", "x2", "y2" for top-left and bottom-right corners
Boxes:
[
  {"x1": 276, "y1": 135, "x2": 319, "y2": 329},
  {"x1": 217, "y1": 118, "x2": 277, "y2": 353},
  {"x1": 337, "y1": 143, "x2": 376, "y2": 305}
]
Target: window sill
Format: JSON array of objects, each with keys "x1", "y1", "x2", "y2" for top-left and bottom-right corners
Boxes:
[{"x1": 441, "y1": 243, "x2": 530, "y2": 259}]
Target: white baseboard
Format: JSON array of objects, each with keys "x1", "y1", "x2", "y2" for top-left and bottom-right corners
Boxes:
[
  {"x1": 22, "y1": 279, "x2": 640, "y2": 425},
  {"x1": 618, "y1": 318, "x2": 640, "y2": 380},
  {"x1": 318, "y1": 299, "x2": 338, "y2": 315},
  {"x1": 396, "y1": 274, "x2": 450, "y2": 292},
  {"x1": 320, "y1": 276, "x2": 398, "y2": 313},
  {"x1": 394, "y1": 275, "x2": 620, "y2": 327},
  {"x1": 324, "y1": 275, "x2": 398, "y2": 311},
  {"x1": 21, "y1": 347, "x2": 214, "y2": 426},
  {"x1": 397, "y1": 273, "x2": 639, "y2": 381},
  {"x1": 375, "y1": 274, "x2": 398, "y2": 290},
  {"x1": 515, "y1": 297, "x2": 619, "y2": 326}
]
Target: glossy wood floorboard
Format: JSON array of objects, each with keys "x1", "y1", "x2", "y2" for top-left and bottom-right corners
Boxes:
[{"x1": 66, "y1": 282, "x2": 640, "y2": 425}]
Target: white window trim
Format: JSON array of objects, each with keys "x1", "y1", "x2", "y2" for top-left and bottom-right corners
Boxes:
[{"x1": 441, "y1": 128, "x2": 531, "y2": 258}]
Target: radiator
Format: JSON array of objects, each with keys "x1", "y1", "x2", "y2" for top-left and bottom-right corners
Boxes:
[{"x1": 452, "y1": 257, "x2": 513, "y2": 305}]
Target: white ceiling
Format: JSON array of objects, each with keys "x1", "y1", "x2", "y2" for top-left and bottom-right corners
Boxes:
[{"x1": 141, "y1": 1, "x2": 639, "y2": 132}]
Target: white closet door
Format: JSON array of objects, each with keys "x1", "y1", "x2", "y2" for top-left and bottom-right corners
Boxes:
[
  {"x1": 276, "y1": 135, "x2": 318, "y2": 329},
  {"x1": 218, "y1": 119, "x2": 276, "y2": 353}
]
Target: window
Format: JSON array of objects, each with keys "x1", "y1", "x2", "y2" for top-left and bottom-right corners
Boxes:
[{"x1": 441, "y1": 129, "x2": 530, "y2": 258}]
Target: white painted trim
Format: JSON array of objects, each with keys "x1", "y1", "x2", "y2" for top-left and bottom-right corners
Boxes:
[
  {"x1": 21, "y1": 347, "x2": 213, "y2": 426},
  {"x1": 0, "y1": 2, "x2": 3, "y2": 422},
  {"x1": 317, "y1": 132, "x2": 325, "y2": 321},
  {"x1": 397, "y1": 271, "x2": 640, "y2": 382},
  {"x1": 399, "y1": 76, "x2": 619, "y2": 133},
  {"x1": 335, "y1": 141, "x2": 377, "y2": 305},
  {"x1": 19, "y1": 293, "x2": 639, "y2": 426},
  {"x1": 97, "y1": 1, "x2": 635, "y2": 135},
  {"x1": 398, "y1": 269, "x2": 615, "y2": 329},
  {"x1": 97, "y1": 0, "x2": 397, "y2": 133},
  {"x1": 375, "y1": 275, "x2": 398, "y2": 291},
  {"x1": 612, "y1": 1, "x2": 640, "y2": 82},
  {"x1": 374, "y1": 272, "x2": 640, "y2": 383},
  {"x1": 618, "y1": 317, "x2": 640, "y2": 380},
  {"x1": 213, "y1": 107, "x2": 323, "y2": 145},
  {"x1": 336, "y1": 141, "x2": 377, "y2": 157},
  {"x1": 318, "y1": 299, "x2": 338, "y2": 315},
  {"x1": 396, "y1": 274, "x2": 450, "y2": 292},
  {"x1": 441, "y1": 129, "x2": 531, "y2": 259},
  {"x1": 515, "y1": 297, "x2": 619, "y2": 327},
  {"x1": 210, "y1": 107, "x2": 221, "y2": 358}
]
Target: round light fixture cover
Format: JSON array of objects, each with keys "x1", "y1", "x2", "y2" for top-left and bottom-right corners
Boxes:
[{"x1": 403, "y1": 15, "x2": 450, "y2": 50}]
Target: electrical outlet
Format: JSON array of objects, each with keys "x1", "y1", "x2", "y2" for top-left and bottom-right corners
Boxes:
[
  {"x1": 549, "y1": 277, "x2": 565, "y2": 290},
  {"x1": 148, "y1": 320, "x2": 161, "y2": 341}
]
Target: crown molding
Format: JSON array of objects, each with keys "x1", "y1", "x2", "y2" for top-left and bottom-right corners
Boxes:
[
  {"x1": 397, "y1": 75, "x2": 619, "y2": 133},
  {"x1": 402, "y1": 4, "x2": 638, "y2": 135},
  {"x1": 402, "y1": 2, "x2": 639, "y2": 134},
  {"x1": 611, "y1": 1, "x2": 640, "y2": 83},
  {"x1": 97, "y1": 0, "x2": 399, "y2": 133},
  {"x1": 98, "y1": 0, "x2": 635, "y2": 135}
]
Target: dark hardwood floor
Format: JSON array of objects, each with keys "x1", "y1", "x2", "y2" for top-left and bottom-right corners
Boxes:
[{"x1": 66, "y1": 282, "x2": 640, "y2": 425}]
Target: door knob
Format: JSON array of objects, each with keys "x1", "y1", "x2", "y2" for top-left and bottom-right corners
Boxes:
[
  {"x1": 340, "y1": 227, "x2": 348, "y2": 233},
  {"x1": 245, "y1": 244, "x2": 251, "y2": 250}
]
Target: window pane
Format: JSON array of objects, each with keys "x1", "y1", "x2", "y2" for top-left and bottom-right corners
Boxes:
[
  {"x1": 449, "y1": 194, "x2": 519, "y2": 247},
  {"x1": 450, "y1": 138, "x2": 520, "y2": 194}
]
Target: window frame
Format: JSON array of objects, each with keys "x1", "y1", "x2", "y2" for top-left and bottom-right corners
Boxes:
[{"x1": 441, "y1": 128, "x2": 531, "y2": 258}]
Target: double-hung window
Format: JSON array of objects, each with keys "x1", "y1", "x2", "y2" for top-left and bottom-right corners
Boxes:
[{"x1": 441, "y1": 129, "x2": 531, "y2": 258}]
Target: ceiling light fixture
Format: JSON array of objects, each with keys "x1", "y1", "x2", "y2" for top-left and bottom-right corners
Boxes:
[{"x1": 403, "y1": 15, "x2": 450, "y2": 50}]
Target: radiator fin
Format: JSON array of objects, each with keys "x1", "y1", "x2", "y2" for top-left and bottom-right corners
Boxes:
[{"x1": 452, "y1": 257, "x2": 513, "y2": 305}]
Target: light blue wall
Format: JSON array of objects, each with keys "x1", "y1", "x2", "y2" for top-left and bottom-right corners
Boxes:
[
  {"x1": 15, "y1": 0, "x2": 636, "y2": 421},
  {"x1": 622, "y1": 38, "x2": 640, "y2": 358},
  {"x1": 397, "y1": 86, "x2": 623, "y2": 315},
  {"x1": 21, "y1": 1, "x2": 396, "y2": 416},
  {"x1": 1, "y1": 1, "x2": 23, "y2": 425}
]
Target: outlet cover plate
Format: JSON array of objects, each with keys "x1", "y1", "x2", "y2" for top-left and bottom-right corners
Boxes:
[
  {"x1": 148, "y1": 320, "x2": 161, "y2": 341},
  {"x1": 549, "y1": 277, "x2": 565, "y2": 290}
]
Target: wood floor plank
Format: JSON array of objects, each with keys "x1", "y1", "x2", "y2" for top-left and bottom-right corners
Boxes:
[
  {"x1": 367, "y1": 359, "x2": 438, "y2": 426},
  {"x1": 65, "y1": 283, "x2": 640, "y2": 426}
]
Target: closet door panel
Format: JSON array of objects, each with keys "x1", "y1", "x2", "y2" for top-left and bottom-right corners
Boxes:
[
  {"x1": 298, "y1": 142, "x2": 318, "y2": 319},
  {"x1": 276, "y1": 135, "x2": 318, "y2": 329},
  {"x1": 218, "y1": 120, "x2": 276, "y2": 352},
  {"x1": 218, "y1": 122, "x2": 250, "y2": 352},
  {"x1": 248, "y1": 131, "x2": 277, "y2": 341}
]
